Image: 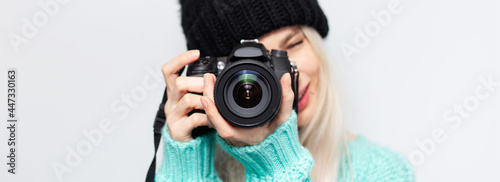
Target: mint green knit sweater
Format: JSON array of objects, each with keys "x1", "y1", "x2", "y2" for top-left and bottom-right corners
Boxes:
[{"x1": 155, "y1": 111, "x2": 415, "y2": 181}]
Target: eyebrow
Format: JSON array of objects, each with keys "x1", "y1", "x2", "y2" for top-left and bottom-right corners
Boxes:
[{"x1": 279, "y1": 27, "x2": 301, "y2": 49}]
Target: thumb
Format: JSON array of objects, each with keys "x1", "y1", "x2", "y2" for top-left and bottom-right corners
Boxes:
[{"x1": 275, "y1": 73, "x2": 294, "y2": 125}]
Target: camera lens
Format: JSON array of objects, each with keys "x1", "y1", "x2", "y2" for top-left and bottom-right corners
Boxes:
[
  {"x1": 224, "y1": 69, "x2": 270, "y2": 118},
  {"x1": 233, "y1": 73, "x2": 262, "y2": 108},
  {"x1": 214, "y1": 61, "x2": 282, "y2": 127}
]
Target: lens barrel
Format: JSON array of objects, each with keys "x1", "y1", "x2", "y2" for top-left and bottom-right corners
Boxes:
[{"x1": 214, "y1": 59, "x2": 282, "y2": 127}]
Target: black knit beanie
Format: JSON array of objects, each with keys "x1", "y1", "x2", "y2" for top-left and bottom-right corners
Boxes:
[{"x1": 179, "y1": 0, "x2": 329, "y2": 57}]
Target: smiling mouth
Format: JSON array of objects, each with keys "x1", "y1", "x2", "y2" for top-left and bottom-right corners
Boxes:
[{"x1": 298, "y1": 84, "x2": 309, "y2": 100}]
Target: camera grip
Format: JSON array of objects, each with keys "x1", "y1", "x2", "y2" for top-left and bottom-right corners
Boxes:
[{"x1": 188, "y1": 93, "x2": 215, "y2": 138}]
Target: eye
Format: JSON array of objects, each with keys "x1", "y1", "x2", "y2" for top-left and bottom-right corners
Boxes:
[{"x1": 286, "y1": 40, "x2": 303, "y2": 50}]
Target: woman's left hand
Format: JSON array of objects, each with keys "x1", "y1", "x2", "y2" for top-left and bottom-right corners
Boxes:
[{"x1": 200, "y1": 73, "x2": 295, "y2": 147}]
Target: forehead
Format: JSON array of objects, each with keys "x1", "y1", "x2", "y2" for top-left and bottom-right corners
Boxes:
[{"x1": 258, "y1": 26, "x2": 301, "y2": 46}]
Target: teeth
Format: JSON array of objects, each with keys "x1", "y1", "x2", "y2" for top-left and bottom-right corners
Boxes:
[{"x1": 299, "y1": 90, "x2": 305, "y2": 100}]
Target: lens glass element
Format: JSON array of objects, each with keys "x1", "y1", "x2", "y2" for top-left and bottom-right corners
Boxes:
[
  {"x1": 224, "y1": 69, "x2": 271, "y2": 118},
  {"x1": 233, "y1": 73, "x2": 262, "y2": 108}
]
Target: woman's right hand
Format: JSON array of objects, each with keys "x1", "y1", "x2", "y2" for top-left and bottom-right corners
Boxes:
[{"x1": 161, "y1": 50, "x2": 214, "y2": 142}]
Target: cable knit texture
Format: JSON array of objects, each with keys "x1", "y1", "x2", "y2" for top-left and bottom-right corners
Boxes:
[
  {"x1": 338, "y1": 136, "x2": 415, "y2": 182},
  {"x1": 154, "y1": 127, "x2": 221, "y2": 182},
  {"x1": 216, "y1": 111, "x2": 313, "y2": 181},
  {"x1": 155, "y1": 111, "x2": 415, "y2": 181}
]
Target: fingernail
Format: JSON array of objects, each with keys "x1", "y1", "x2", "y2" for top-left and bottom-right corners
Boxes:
[
  {"x1": 189, "y1": 50, "x2": 200, "y2": 58},
  {"x1": 201, "y1": 97, "x2": 208, "y2": 109}
]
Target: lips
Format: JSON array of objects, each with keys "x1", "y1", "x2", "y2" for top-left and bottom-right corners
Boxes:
[
  {"x1": 297, "y1": 83, "x2": 310, "y2": 111},
  {"x1": 298, "y1": 84, "x2": 308, "y2": 100}
]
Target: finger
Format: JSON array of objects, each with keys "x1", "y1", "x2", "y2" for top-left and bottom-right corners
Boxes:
[
  {"x1": 173, "y1": 93, "x2": 204, "y2": 115},
  {"x1": 167, "y1": 117, "x2": 193, "y2": 142},
  {"x1": 167, "y1": 112, "x2": 211, "y2": 141},
  {"x1": 175, "y1": 76, "x2": 204, "y2": 93},
  {"x1": 275, "y1": 73, "x2": 294, "y2": 125},
  {"x1": 200, "y1": 96, "x2": 234, "y2": 139},
  {"x1": 185, "y1": 113, "x2": 212, "y2": 128},
  {"x1": 203, "y1": 73, "x2": 216, "y2": 101},
  {"x1": 162, "y1": 50, "x2": 200, "y2": 89},
  {"x1": 166, "y1": 112, "x2": 186, "y2": 132}
]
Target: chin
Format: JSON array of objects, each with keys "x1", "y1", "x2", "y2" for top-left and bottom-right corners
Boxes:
[
  {"x1": 297, "y1": 92, "x2": 316, "y2": 128},
  {"x1": 297, "y1": 109, "x2": 311, "y2": 128}
]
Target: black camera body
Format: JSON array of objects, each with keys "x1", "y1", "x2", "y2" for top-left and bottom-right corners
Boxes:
[{"x1": 185, "y1": 39, "x2": 299, "y2": 136}]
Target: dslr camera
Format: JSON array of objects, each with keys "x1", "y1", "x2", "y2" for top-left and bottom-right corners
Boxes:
[{"x1": 185, "y1": 39, "x2": 299, "y2": 137}]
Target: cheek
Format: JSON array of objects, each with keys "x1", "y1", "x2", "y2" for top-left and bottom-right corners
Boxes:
[
  {"x1": 290, "y1": 46, "x2": 321, "y2": 127},
  {"x1": 291, "y1": 51, "x2": 320, "y2": 88},
  {"x1": 291, "y1": 48, "x2": 320, "y2": 86}
]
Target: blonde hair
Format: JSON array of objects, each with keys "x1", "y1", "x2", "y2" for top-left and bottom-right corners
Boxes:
[{"x1": 214, "y1": 26, "x2": 350, "y2": 182}]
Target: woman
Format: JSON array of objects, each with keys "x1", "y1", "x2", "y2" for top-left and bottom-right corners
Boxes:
[{"x1": 156, "y1": 0, "x2": 415, "y2": 181}]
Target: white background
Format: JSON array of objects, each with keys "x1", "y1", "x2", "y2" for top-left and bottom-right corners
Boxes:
[{"x1": 0, "y1": 0, "x2": 499, "y2": 181}]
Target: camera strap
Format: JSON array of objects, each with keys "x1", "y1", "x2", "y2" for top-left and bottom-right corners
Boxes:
[
  {"x1": 145, "y1": 87, "x2": 168, "y2": 182},
  {"x1": 291, "y1": 63, "x2": 299, "y2": 112},
  {"x1": 146, "y1": 67, "x2": 184, "y2": 182}
]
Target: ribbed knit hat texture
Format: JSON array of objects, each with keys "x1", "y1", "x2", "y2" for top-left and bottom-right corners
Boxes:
[{"x1": 179, "y1": 0, "x2": 329, "y2": 57}]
